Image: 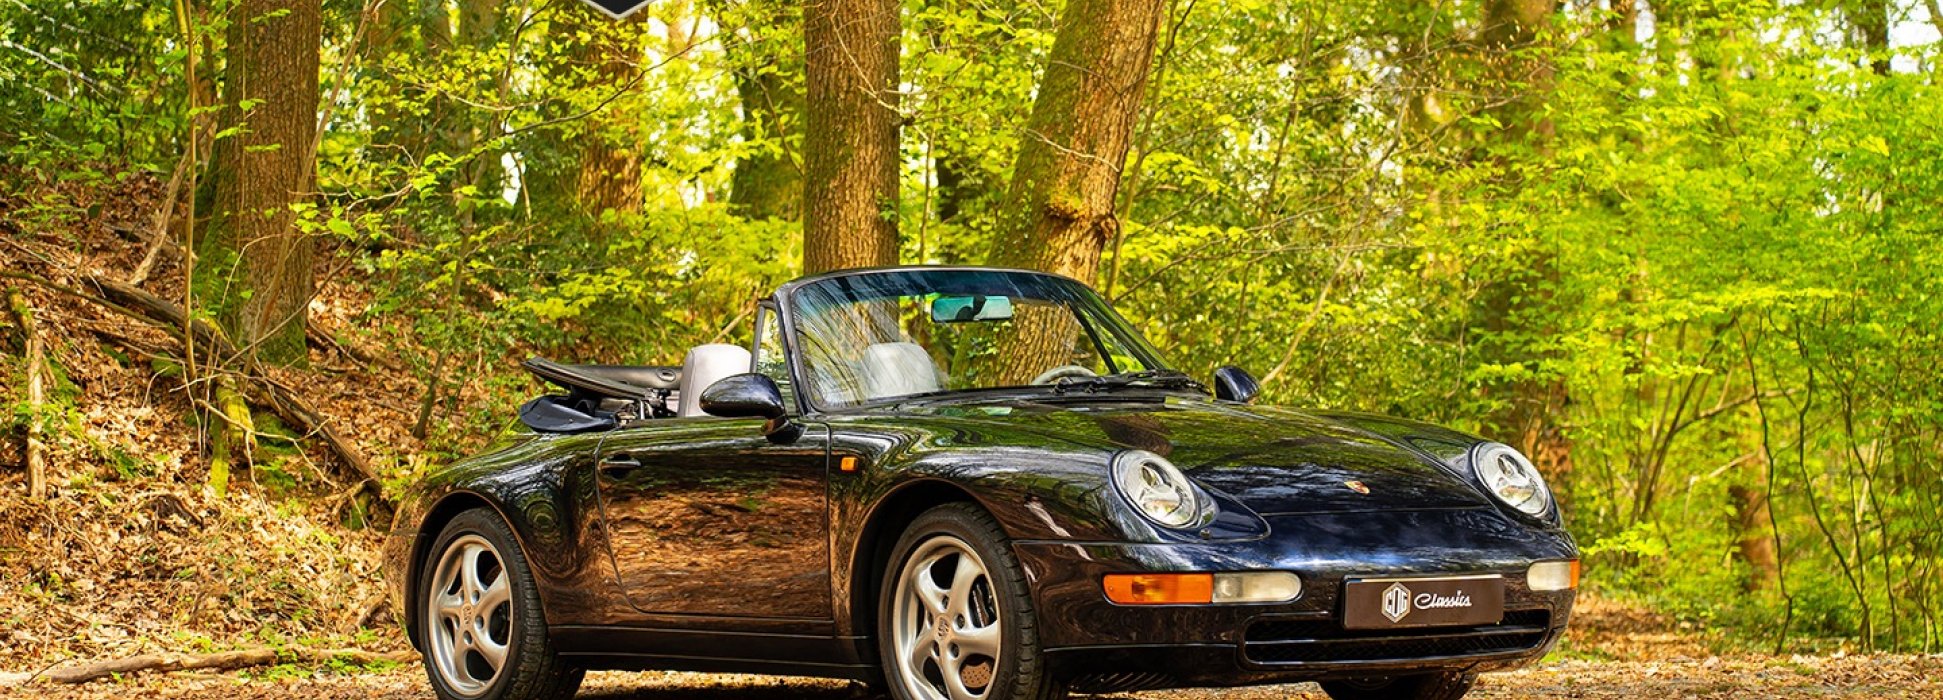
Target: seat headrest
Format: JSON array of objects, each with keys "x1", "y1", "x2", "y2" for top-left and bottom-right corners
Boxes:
[
  {"x1": 678, "y1": 344, "x2": 754, "y2": 417},
  {"x1": 860, "y1": 342, "x2": 942, "y2": 400}
]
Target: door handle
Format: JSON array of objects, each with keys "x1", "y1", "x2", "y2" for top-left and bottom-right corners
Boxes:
[{"x1": 600, "y1": 455, "x2": 641, "y2": 472}]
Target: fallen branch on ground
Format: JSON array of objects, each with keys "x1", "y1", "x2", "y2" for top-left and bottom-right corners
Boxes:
[
  {"x1": 0, "y1": 269, "x2": 383, "y2": 501},
  {"x1": 84, "y1": 275, "x2": 383, "y2": 500},
  {"x1": 128, "y1": 150, "x2": 192, "y2": 286},
  {"x1": 7, "y1": 287, "x2": 47, "y2": 498},
  {"x1": 308, "y1": 323, "x2": 403, "y2": 371},
  {"x1": 2, "y1": 646, "x2": 416, "y2": 686}
]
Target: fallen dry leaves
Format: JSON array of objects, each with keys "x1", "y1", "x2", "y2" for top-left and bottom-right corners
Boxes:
[
  {"x1": 7, "y1": 654, "x2": 1943, "y2": 699},
  {"x1": 9, "y1": 597, "x2": 1943, "y2": 699}
]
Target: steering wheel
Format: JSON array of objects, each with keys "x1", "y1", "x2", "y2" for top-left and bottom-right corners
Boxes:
[{"x1": 1031, "y1": 365, "x2": 1098, "y2": 385}]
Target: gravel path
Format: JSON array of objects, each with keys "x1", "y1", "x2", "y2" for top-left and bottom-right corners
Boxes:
[
  {"x1": 9, "y1": 597, "x2": 1943, "y2": 699},
  {"x1": 10, "y1": 654, "x2": 1943, "y2": 700}
]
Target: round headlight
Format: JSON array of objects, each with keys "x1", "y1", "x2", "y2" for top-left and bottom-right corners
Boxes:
[
  {"x1": 1109, "y1": 450, "x2": 1203, "y2": 528},
  {"x1": 1472, "y1": 443, "x2": 1553, "y2": 517}
]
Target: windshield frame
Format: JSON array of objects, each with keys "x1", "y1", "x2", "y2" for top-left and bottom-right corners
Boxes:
[{"x1": 776, "y1": 267, "x2": 1185, "y2": 414}]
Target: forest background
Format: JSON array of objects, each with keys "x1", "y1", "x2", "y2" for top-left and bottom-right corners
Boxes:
[{"x1": 1, "y1": 0, "x2": 1942, "y2": 679}]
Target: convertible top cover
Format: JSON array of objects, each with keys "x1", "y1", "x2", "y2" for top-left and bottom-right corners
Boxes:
[
  {"x1": 517, "y1": 358, "x2": 652, "y2": 433},
  {"x1": 517, "y1": 395, "x2": 616, "y2": 433}
]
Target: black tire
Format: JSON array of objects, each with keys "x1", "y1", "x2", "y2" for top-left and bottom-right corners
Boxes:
[
  {"x1": 417, "y1": 508, "x2": 583, "y2": 700},
  {"x1": 1320, "y1": 672, "x2": 1476, "y2": 700},
  {"x1": 877, "y1": 502, "x2": 1066, "y2": 700}
]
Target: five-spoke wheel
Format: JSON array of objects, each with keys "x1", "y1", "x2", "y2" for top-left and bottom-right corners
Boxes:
[
  {"x1": 892, "y1": 535, "x2": 1003, "y2": 700},
  {"x1": 880, "y1": 503, "x2": 1065, "y2": 700},
  {"x1": 427, "y1": 534, "x2": 514, "y2": 694},
  {"x1": 417, "y1": 508, "x2": 581, "y2": 700}
]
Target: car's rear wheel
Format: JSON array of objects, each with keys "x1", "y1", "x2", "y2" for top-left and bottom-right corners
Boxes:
[
  {"x1": 1320, "y1": 672, "x2": 1476, "y2": 700},
  {"x1": 879, "y1": 503, "x2": 1065, "y2": 700},
  {"x1": 418, "y1": 508, "x2": 582, "y2": 700}
]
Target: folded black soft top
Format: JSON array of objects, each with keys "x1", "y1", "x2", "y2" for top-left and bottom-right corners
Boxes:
[
  {"x1": 521, "y1": 357, "x2": 657, "y2": 401},
  {"x1": 518, "y1": 358, "x2": 684, "y2": 433}
]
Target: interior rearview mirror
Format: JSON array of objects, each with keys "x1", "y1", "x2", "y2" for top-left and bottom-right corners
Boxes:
[
  {"x1": 1212, "y1": 366, "x2": 1261, "y2": 404},
  {"x1": 931, "y1": 295, "x2": 1015, "y2": 323},
  {"x1": 699, "y1": 373, "x2": 801, "y2": 443}
]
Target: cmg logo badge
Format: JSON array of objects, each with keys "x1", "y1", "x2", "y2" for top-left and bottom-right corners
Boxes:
[
  {"x1": 1381, "y1": 582, "x2": 1412, "y2": 622},
  {"x1": 577, "y1": 0, "x2": 653, "y2": 19}
]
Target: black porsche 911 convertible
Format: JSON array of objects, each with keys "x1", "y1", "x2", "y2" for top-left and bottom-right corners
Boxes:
[{"x1": 383, "y1": 266, "x2": 1578, "y2": 700}]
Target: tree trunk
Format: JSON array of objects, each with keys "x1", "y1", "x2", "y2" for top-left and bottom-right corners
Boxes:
[
  {"x1": 1472, "y1": 0, "x2": 1570, "y2": 487},
  {"x1": 572, "y1": 19, "x2": 647, "y2": 227},
  {"x1": 986, "y1": 0, "x2": 1164, "y2": 285},
  {"x1": 1479, "y1": 0, "x2": 1557, "y2": 141},
  {"x1": 1731, "y1": 481, "x2": 1780, "y2": 590},
  {"x1": 718, "y1": 0, "x2": 805, "y2": 221},
  {"x1": 199, "y1": 0, "x2": 321, "y2": 367},
  {"x1": 981, "y1": 0, "x2": 1165, "y2": 384},
  {"x1": 455, "y1": 0, "x2": 507, "y2": 200},
  {"x1": 1851, "y1": 0, "x2": 1891, "y2": 76},
  {"x1": 730, "y1": 61, "x2": 805, "y2": 221},
  {"x1": 362, "y1": 0, "x2": 439, "y2": 163},
  {"x1": 802, "y1": 0, "x2": 901, "y2": 273}
]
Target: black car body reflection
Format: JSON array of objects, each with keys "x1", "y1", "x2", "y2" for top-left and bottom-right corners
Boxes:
[{"x1": 384, "y1": 267, "x2": 1578, "y2": 698}]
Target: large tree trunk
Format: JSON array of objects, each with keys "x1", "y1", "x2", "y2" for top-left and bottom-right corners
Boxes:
[
  {"x1": 1731, "y1": 480, "x2": 1780, "y2": 590},
  {"x1": 723, "y1": 0, "x2": 805, "y2": 221},
  {"x1": 360, "y1": 0, "x2": 441, "y2": 169},
  {"x1": 981, "y1": 0, "x2": 1165, "y2": 384},
  {"x1": 985, "y1": 0, "x2": 1164, "y2": 285},
  {"x1": 1479, "y1": 0, "x2": 1557, "y2": 141},
  {"x1": 520, "y1": 14, "x2": 648, "y2": 237},
  {"x1": 199, "y1": 0, "x2": 321, "y2": 367},
  {"x1": 573, "y1": 21, "x2": 647, "y2": 226},
  {"x1": 801, "y1": 0, "x2": 901, "y2": 273},
  {"x1": 455, "y1": 0, "x2": 507, "y2": 200},
  {"x1": 406, "y1": 0, "x2": 505, "y2": 223}
]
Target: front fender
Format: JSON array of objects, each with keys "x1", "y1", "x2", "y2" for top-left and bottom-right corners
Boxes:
[{"x1": 385, "y1": 432, "x2": 608, "y2": 647}]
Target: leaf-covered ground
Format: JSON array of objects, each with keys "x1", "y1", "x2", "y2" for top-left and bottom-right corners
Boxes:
[
  {"x1": 8, "y1": 595, "x2": 1943, "y2": 698},
  {"x1": 7, "y1": 653, "x2": 1943, "y2": 699}
]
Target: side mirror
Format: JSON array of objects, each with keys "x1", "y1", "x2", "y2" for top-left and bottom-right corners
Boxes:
[
  {"x1": 1211, "y1": 366, "x2": 1261, "y2": 404},
  {"x1": 699, "y1": 373, "x2": 801, "y2": 443}
]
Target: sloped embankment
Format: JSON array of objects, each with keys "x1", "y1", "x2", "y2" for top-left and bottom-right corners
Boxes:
[{"x1": 0, "y1": 164, "x2": 469, "y2": 676}]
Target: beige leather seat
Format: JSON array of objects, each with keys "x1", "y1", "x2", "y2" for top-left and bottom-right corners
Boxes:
[
  {"x1": 678, "y1": 344, "x2": 753, "y2": 417},
  {"x1": 859, "y1": 342, "x2": 943, "y2": 400}
]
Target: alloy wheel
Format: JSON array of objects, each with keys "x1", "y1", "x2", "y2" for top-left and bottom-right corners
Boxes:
[
  {"x1": 891, "y1": 535, "x2": 1003, "y2": 700},
  {"x1": 426, "y1": 533, "x2": 514, "y2": 697}
]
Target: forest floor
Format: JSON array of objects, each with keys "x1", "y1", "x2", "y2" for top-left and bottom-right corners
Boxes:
[{"x1": 6, "y1": 595, "x2": 1943, "y2": 699}]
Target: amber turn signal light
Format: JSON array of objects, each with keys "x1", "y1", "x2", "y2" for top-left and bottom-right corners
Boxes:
[
  {"x1": 1103, "y1": 573, "x2": 1214, "y2": 605},
  {"x1": 1527, "y1": 560, "x2": 1580, "y2": 591}
]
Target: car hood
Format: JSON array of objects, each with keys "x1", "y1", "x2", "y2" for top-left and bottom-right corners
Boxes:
[{"x1": 901, "y1": 395, "x2": 1494, "y2": 516}]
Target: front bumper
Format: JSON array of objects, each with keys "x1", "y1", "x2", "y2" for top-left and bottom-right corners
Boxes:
[{"x1": 1014, "y1": 508, "x2": 1577, "y2": 691}]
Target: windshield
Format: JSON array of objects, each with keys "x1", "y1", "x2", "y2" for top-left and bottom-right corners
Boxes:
[{"x1": 786, "y1": 269, "x2": 1177, "y2": 408}]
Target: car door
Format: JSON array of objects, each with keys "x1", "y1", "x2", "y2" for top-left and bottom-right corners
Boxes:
[{"x1": 594, "y1": 418, "x2": 832, "y2": 622}]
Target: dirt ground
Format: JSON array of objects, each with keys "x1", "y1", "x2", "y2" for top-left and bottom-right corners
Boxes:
[
  {"x1": 7, "y1": 655, "x2": 1943, "y2": 700},
  {"x1": 7, "y1": 595, "x2": 1943, "y2": 699}
]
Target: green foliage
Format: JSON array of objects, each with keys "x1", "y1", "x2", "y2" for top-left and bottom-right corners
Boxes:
[{"x1": 4, "y1": 0, "x2": 1941, "y2": 655}]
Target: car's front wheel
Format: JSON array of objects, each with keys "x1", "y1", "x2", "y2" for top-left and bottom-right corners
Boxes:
[
  {"x1": 1320, "y1": 672, "x2": 1476, "y2": 700},
  {"x1": 878, "y1": 503, "x2": 1065, "y2": 700},
  {"x1": 418, "y1": 507, "x2": 582, "y2": 700}
]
